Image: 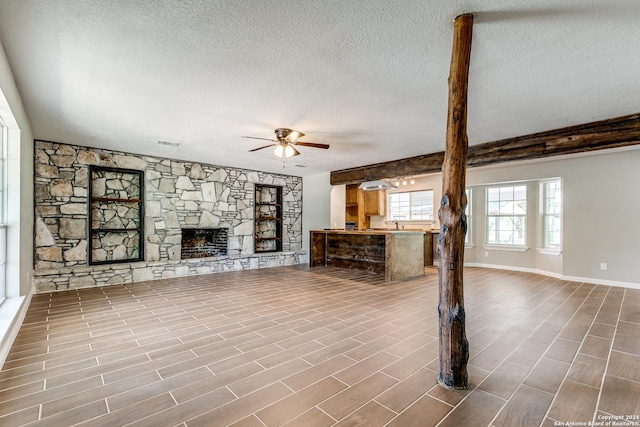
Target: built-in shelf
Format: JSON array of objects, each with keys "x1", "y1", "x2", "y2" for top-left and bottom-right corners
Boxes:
[
  {"x1": 255, "y1": 184, "x2": 283, "y2": 253},
  {"x1": 89, "y1": 166, "x2": 144, "y2": 265}
]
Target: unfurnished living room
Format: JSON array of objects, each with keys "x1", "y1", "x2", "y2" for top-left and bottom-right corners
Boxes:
[{"x1": 0, "y1": 1, "x2": 639, "y2": 426}]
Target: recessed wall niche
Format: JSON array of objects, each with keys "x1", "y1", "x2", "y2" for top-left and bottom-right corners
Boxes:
[{"x1": 89, "y1": 166, "x2": 144, "y2": 264}]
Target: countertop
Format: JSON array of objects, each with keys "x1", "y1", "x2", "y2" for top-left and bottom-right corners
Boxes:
[{"x1": 312, "y1": 229, "x2": 425, "y2": 235}]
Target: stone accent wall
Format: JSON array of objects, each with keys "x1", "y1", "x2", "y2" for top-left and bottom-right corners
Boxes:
[{"x1": 34, "y1": 140, "x2": 305, "y2": 293}]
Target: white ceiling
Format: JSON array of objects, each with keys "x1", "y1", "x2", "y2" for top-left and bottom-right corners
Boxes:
[{"x1": 1, "y1": 0, "x2": 639, "y2": 177}]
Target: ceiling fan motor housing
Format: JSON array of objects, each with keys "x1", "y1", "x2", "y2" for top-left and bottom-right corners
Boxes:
[{"x1": 275, "y1": 128, "x2": 304, "y2": 142}]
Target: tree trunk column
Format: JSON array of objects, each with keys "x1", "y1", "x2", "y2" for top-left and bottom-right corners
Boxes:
[{"x1": 437, "y1": 13, "x2": 473, "y2": 390}]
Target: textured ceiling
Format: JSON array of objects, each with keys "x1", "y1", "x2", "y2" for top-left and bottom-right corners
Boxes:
[{"x1": 1, "y1": 0, "x2": 639, "y2": 177}]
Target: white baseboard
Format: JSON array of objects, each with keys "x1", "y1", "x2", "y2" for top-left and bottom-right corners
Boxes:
[
  {"x1": 464, "y1": 262, "x2": 563, "y2": 279},
  {"x1": 0, "y1": 292, "x2": 33, "y2": 369},
  {"x1": 559, "y1": 274, "x2": 640, "y2": 290},
  {"x1": 464, "y1": 262, "x2": 640, "y2": 289}
]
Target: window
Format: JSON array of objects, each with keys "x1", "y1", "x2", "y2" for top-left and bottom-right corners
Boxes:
[
  {"x1": 388, "y1": 190, "x2": 434, "y2": 221},
  {"x1": 465, "y1": 188, "x2": 472, "y2": 244},
  {"x1": 0, "y1": 120, "x2": 6, "y2": 301},
  {"x1": 542, "y1": 179, "x2": 562, "y2": 249},
  {"x1": 486, "y1": 185, "x2": 527, "y2": 246}
]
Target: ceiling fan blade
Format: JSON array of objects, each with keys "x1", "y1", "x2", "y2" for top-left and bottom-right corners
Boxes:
[
  {"x1": 291, "y1": 146, "x2": 301, "y2": 156},
  {"x1": 294, "y1": 141, "x2": 330, "y2": 149},
  {"x1": 242, "y1": 136, "x2": 277, "y2": 142},
  {"x1": 248, "y1": 144, "x2": 276, "y2": 152}
]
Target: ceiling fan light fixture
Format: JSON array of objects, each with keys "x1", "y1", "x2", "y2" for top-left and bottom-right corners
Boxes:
[
  {"x1": 274, "y1": 143, "x2": 285, "y2": 157},
  {"x1": 284, "y1": 144, "x2": 296, "y2": 157},
  {"x1": 274, "y1": 142, "x2": 296, "y2": 158}
]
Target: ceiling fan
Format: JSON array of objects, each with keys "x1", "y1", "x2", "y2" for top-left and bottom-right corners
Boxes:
[{"x1": 242, "y1": 128, "x2": 330, "y2": 159}]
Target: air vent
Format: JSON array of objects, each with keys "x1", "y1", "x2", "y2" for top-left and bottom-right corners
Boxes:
[{"x1": 157, "y1": 140, "x2": 180, "y2": 147}]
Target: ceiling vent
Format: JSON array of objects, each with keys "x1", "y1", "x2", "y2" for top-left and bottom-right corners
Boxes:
[{"x1": 157, "y1": 140, "x2": 180, "y2": 147}]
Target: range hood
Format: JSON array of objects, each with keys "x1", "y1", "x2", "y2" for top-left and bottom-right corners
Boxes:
[{"x1": 358, "y1": 179, "x2": 397, "y2": 191}]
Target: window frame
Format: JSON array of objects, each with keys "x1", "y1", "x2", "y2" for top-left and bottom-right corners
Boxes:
[
  {"x1": 540, "y1": 179, "x2": 562, "y2": 253},
  {"x1": 387, "y1": 189, "x2": 435, "y2": 222},
  {"x1": 0, "y1": 119, "x2": 6, "y2": 301},
  {"x1": 485, "y1": 184, "x2": 527, "y2": 248},
  {"x1": 464, "y1": 188, "x2": 472, "y2": 246}
]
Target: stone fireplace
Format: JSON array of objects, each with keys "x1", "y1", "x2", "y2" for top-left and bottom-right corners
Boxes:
[
  {"x1": 33, "y1": 140, "x2": 305, "y2": 293},
  {"x1": 181, "y1": 228, "x2": 229, "y2": 259}
]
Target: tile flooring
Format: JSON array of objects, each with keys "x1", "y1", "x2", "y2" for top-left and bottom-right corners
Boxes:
[{"x1": 0, "y1": 265, "x2": 639, "y2": 426}]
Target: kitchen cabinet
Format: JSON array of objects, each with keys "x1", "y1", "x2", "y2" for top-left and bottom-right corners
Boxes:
[
  {"x1": 344, "y1": 184, "x2": 386, "y2": 229},
  {"x1": 364, "y1": 189, "x2": 386, "y2": 216}
]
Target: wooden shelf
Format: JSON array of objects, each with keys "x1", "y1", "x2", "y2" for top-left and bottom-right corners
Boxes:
[
  {"x1": 92, "y1": 197, "x2": 142, "y2": 203},
  {"x1": 91, "y1": 228, "x2": 141, "y2": 233}
]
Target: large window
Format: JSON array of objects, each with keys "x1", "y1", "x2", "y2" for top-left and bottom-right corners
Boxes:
[
  {"x1": 542, "y1": 179, "x2": 562, "y2": 249},
  {"x1": 0, "y1": 120, "x2": 6, "y2": 301},
  {"x1": 486, "y1": 185, "x2": 527, "y2": 246},
  {"x1": 388, "y1": 190, "x2": 434, "y2": 221}
]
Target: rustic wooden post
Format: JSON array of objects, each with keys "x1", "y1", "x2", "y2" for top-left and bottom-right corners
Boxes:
[{"x1": 437, "y1": 13, "x2": 473, "y2": 390}]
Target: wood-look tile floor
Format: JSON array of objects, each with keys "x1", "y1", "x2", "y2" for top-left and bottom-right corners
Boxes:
[{"x1": 1, "y1": 265, "x2": 639, "y2": 426}]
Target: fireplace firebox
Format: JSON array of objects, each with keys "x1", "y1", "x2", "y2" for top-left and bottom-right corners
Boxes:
[{"x1": 181, "y1": 228, "x2": 228, "y2": 259}]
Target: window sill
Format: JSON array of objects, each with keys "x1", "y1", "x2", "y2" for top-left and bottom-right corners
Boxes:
[
  {"x1": 537, "y1": 248, "x2": 563, "y2": 256},
  {"x1": 483, "y1": 244, "x2": 529, "y2": 252}
]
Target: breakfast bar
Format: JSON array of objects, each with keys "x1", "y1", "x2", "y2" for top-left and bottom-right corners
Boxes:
[{"x1": 310, "y1": 229, "x2": 425, "y2": 281}]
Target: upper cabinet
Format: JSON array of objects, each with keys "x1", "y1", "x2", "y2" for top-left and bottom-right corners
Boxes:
[{"x1": 364, "y1": 189, "x2": 386, "y2": 216}]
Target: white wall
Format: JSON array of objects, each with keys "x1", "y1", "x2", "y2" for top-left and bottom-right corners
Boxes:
[
  {"x1": 330, "y1": 184, "x2": 346, "y2": 229},
  {"x1": 302, "y1": 172, "x2": 332, "y2": 254},
  {"x1": 330, "y1": 148, "x2": 640, "y2": 288}
]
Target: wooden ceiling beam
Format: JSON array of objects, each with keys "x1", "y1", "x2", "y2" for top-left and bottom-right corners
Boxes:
[{"x1": 330, "y1": 112, "x2": 640, "y2": 185}]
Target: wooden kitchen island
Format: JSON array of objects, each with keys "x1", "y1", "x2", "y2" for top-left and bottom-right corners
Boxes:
[{"x1": 310, "y1": 230, "x2": 425, "y2": 281}]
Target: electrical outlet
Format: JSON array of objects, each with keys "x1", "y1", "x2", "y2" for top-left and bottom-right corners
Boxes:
[
  {"x1": 485, "y1": 251, "x2": 489, "y2": 257},
  {"x1": 600, "y1": 263, "x2": 607, "y2": 271}
]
